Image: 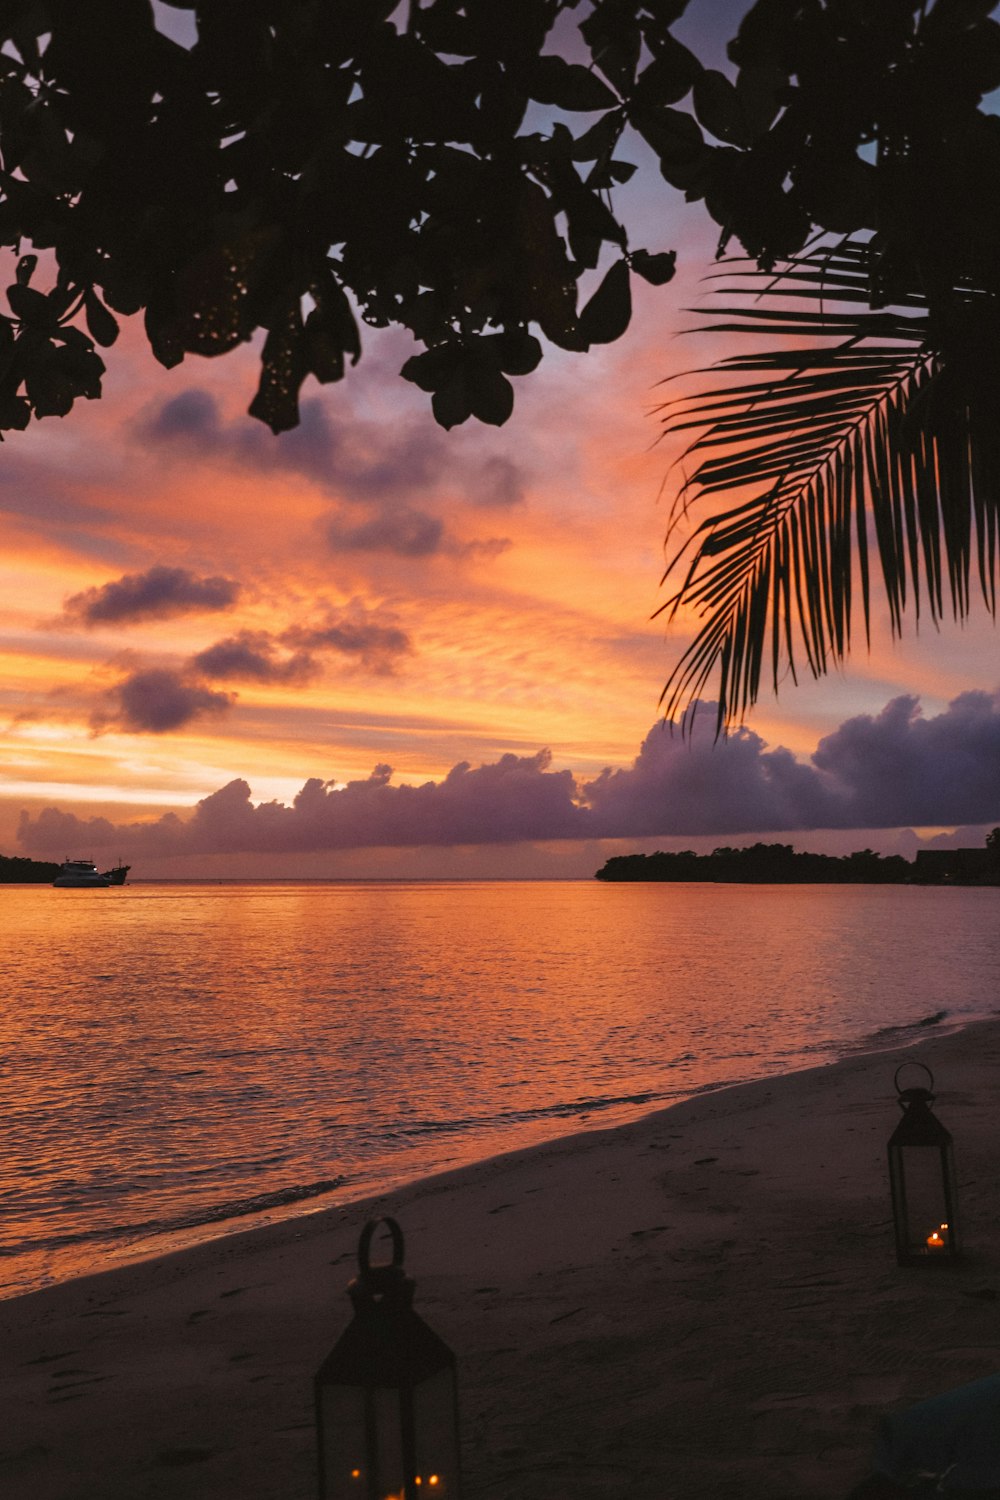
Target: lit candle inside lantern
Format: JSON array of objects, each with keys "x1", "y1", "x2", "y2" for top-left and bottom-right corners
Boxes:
[{"x1": 926, "y1": 1228, "x2": 946, "y2": 1251}]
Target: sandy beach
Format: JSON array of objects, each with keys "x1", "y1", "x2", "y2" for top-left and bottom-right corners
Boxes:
[{"x1": 3, "y1": 1018, "x2": 999, "y2": 1500}]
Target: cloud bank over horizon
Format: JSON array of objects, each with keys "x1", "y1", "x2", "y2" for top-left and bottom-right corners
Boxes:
[{"x1": 17, "y1": 691, "x2": 1000, "y2": 860}]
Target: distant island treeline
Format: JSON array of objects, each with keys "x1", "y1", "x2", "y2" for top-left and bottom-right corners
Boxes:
[
  {"x1": 5, "y1": 839, "x2": 1000, "y2": 886},
  {"x1": 596, "y1": 835, "x2": 1000, "y2": 886},
  {"x1": 0, "y1": 854, "x2": 62, "y2": 883}
]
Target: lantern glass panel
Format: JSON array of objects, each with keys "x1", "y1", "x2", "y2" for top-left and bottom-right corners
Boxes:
[
  {"x1": 318, "y1": 1376, "x2": 459, "y2": 1500},
  {"x1": 319, "y1": 1385, "x2": 409, "y2": 1499},
  {"x1": 317, "y1": 1385, "x2": 368, "y2": 1499},
  {"x1": 888, "y1": 1065, "x2": 961, "y2": 1266},
  {"x1": 893, "y1": 1143, "x2": 955, "y2": 1258},
  {"x1": 411, "y1": 1366, "x2": 461, "y2": 1493}
]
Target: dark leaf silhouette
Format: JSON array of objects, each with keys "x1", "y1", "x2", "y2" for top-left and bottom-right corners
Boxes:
[
  {"x1": 631, "y1": 40, "x2": 702, "y2": 109},
  {"x1": 249, "y1": 309, "x2": 309, "y2": 434},
  {"x1": 0, "y1": 1, "x2": 700, "y2": 435},
  {"x1": 529, "y1": 55, "x2": 618, "y2": 112},
  {"x1": 692, "y1": 70, "x2": 744, "y2": 146},
  {"x1": 84, "y1": 291, "x2": 120, "y2": 349},
  {"x1": 578, "y1": 258, "x2": 632, "y2": 346},
  {"x1": 630, "y1": 249, "x2": 677, "y2": 286}
]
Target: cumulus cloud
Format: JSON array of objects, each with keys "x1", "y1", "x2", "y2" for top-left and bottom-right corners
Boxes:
[
  {"x1": 134, "y1": 389, "x2": 523, "y2": 559},
  {"x1": 191, "y1": 631, "x2": 316, "y2": 685},
  {"x1": 581, "y1": 720, "x2": 838, "y2": 836},
  {"x1": 180, "y1": 753, "x2": 582, "y2": 853},
  {"x1": 470, "y1": 456, "x2": 525, "y2": 508},
  {"x1": 283, "y1": 602, "x2": 412, "y2": 673},
  {"x1": 581, "y1": 693, "x2": 1000, "y2": 836},
  {"x1": 17, "y1": 752, "x2": 581, "y2": 857},
  {"x1": 136, "y1": 390, "x2": 354, "y2": 491},
  {"x1": 136, "y1": 389, "x2": 529, "y2": 507},
  {"x1": 190, "y1": 603, "x2": 413, "y2": 682},
  {"x1": 19, "y1": 803, "x2": 190, "y2": 858},
  {"x1": 93, "y1": 667, "x2": 235, "y2": 734},
  {"x1": 325, "y1": 506, "x2": 445, "y2": 557},
  {"x1": 64, "y1": 565, "x2": 240, "y2": 626},
  {"x1": 811, "y1": 691, "x2": 1000, "y2": 826},
  {"x1": 138, "y1": 387, "x2": 219, "y2": 448},
  {"x1": 19, "y1": 693, "x2": 1000, "y2": 858}
]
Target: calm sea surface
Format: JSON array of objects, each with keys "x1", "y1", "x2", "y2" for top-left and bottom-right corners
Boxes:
[{"x1": 2, "y1": 879, "x2": 997, "y2": 1299}]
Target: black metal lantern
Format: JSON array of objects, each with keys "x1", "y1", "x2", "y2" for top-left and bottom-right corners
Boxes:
[
  {"x1": 315, "y1": 1217, "x2": 461, "y2": 1500},
  {"x1": 888, "y1": 1063, "x2": 960, "y2": 1266}
]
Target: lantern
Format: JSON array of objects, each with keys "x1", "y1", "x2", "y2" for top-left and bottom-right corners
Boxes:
[
  {"x1": 315, "y1": 1217, "x2": 462, "y2": 1500},
  {"x1": 888, "y1": 1063, "x2": 960, "y2": 1266}
]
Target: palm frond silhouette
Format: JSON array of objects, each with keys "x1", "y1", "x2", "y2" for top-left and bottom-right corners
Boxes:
[{"x1": 658, "y1": 238, "x2": 1000, "y2": 731}]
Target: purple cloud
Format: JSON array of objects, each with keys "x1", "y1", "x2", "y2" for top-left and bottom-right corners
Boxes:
[
  {"x1": 191, "y1": 631, "x2": 316, "y2": 684},
  {"x1": 581, "y1": 694, "x2": 1000, "y2": 836},
  {"x1": 471, "y1": 455, "x2": 525, "y2": 508},
  {"x1": 582, "y1": 720, "x2": 837, "y2": 836},
  {"x1": 811, "y1": 692, "x2": 1000, "y2": 826},
  {"x1": 325, "y1": 506, "x2": 445, "y2": 557},
  {"x1": 283, "y1": 605, "x2": 412, "y2": 673},
  {"x1": 94, "y1": 668, "x2": 235, "y2": 734},
  {"x1": 138, "y1": 388, "x2": 219, "y2": 447},
  {"x1": 18, "y1": 693, "x2": 1000, "y2": 858},
  {"x1": 136, "y1": 389, "x2": 529, "y2": 507},
  {"x1": 181, "y1": 753, "x2": 582, "y2": 852},
  {"x1": 18, "y1": 752, "x2": 583, "y2": 857},
  {"x1": 191, "y1": 605, "x2": 413, "y2": 682},
  {"x1": 134, "y1": 389, "x2": 525, "y2": 560},
  {"x1": 64, "y1": 565, "x2": 240, "y2": 625},
  {"x1": 19, "y1": 803, "x2": 189, "y2": 858}
]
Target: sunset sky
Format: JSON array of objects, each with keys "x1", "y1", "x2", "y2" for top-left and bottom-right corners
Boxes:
[{"x1": 3, "y1": 2, "x2": 999, "y2": 879}]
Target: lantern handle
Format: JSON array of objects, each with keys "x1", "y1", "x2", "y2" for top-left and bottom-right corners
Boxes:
[
  {"x1": 894, "y1": 1061, "x2": 935, "y2": 1097},
  {"x1": 358, "y1": 1216, "x2": 405, "y2": 1276}
]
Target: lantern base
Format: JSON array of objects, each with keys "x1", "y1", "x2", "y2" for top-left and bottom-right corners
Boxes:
[{"x1": 896, "y1": 1248, "x2": 962, "y2": 1267}]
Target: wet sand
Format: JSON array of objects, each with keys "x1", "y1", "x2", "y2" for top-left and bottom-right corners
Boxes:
[{"x1": 3, "y1": 1018, "x2": 999, "y2": 1500}]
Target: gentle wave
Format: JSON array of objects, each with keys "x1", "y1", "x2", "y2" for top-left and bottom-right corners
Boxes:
[
  {"x1": 834, "y1": 1008, "x2": 966, "y2": 1056},
  {"x1": 3, "y1": 1176, "x2": 347, "y2": 1258},
  {"x1": 375, "y1": 1087, "x2": 667, "y2": 1140}
]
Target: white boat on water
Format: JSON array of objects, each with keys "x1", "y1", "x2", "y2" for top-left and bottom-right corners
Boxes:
[{"x1": 53, "y1": 858, "x2": 112, "y2": 888}]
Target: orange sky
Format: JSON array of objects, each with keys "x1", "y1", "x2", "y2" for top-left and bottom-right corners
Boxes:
[{"x1": 3, "y1": 7, "x2": 999, "y2": 877}]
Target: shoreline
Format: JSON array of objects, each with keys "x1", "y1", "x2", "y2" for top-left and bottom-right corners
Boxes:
[
  {"x1": 4, "y1": 1017, "x2": 1000, "y2": 1498},
  {"x1": 5, "y1": 1002, "x2": 975, "y2": 1304}
]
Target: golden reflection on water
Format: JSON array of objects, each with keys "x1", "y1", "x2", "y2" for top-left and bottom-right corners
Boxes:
[{"x1": 2, "y1": 879, "x2": 997, "y2": 1296}]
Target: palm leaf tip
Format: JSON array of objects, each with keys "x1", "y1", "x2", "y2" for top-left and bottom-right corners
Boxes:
[{"x1": 659, "y1": 240, "x2": 1000, "y2": 730}]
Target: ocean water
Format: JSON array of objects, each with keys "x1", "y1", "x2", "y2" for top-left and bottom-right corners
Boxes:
[{"x1": 2, "y1": 878, "x2": 997, "y2": 1299}]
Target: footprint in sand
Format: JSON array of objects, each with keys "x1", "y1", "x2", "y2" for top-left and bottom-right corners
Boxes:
[
  {"x1": 45, "y1": 1366, "x2": 106, "y2": 1403},
  {"x1": 154, "y1": 1448, "x2": 215, "y2": 1467}
]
